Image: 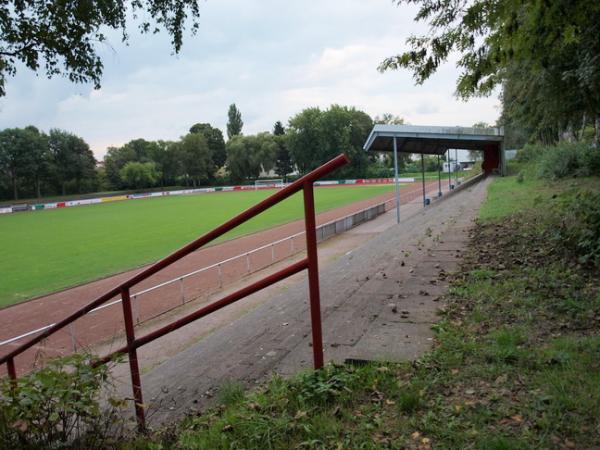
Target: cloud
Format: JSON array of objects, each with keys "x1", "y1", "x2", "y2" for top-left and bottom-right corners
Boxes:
[{"x1": 0, "y1": 0, "x2": 501, "y2": 158}]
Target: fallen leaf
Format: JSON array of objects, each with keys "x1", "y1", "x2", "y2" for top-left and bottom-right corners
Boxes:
[
  {"x1": 510, "y1": 414, "x2": 523, "y2": 423},
  {"x1": 294, "y1": 410, "x2": 307, "y2": 420}
]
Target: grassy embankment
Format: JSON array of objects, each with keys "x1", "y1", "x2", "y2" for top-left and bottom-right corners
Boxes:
[
  {"x1": 0, "y1": 184, "x2": 396, "y2": 307},
  {"x1": 126, "y1": 172, "x2": 600, "y2": 449}
]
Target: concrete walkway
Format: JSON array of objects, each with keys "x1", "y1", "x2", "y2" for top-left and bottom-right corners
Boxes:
[{"x1": 128, "y1": 177, "x2": 490, "y2": 425}]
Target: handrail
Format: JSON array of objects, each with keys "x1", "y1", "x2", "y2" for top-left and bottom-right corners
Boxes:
[{"x1": 1, "y1": 153, "x2": 349, "y2": 430}]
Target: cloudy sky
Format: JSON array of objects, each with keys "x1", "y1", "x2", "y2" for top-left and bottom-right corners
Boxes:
[{"x1": 0, "y1": 0, "x2": 501, "y2": 159}]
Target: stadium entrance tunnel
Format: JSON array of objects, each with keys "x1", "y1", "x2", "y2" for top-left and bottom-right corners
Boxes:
[{"x1": 363, "y1": 124, "x2": 505, "y2": 176}]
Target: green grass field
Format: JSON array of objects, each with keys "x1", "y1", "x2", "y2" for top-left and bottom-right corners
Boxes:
[{"x1": 0, "y1": 185, "x2": 395, "y2": 307}]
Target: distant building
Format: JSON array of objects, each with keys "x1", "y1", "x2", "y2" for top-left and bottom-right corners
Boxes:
[{"x1": 442, "y1": 161, "x2": 462, "y2": 172}]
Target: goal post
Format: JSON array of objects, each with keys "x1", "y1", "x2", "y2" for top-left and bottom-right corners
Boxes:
[{"x1": 254, "y1": 179, "x2": 284, "y2": 190}]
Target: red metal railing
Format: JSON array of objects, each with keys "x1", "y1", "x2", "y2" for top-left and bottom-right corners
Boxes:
[{"x1": 0, "y1": 154, "x2": 349, "y2": 429}]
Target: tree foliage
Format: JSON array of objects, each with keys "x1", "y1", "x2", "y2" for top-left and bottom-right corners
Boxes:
[
  {"x1": 287, "y1": 105, "x2": 373, "y2": 178},
  {"x1": 273, "y1": 121, "x2": 292, "y2": 182},
  {"x1": 0, "y1": 126, "x2": 96, "y2": 200},
  {"x1": 174, "y1": 133, "x2": 214, "y2": 187},
  {"x1": 190, "y1": 122, "x2": 227, "y2": 169},
  {"x1": 226, "y1": 133, "x2": 278, "y2": 182},
  {"x1": 0, "y1": 126, "x2": 47, "y2": 199},
  {"x1": 0, "y1": 0, "x2": 203, "y2": 96},
  {"x1": 48, "y1": 129, "x2": 96, "y2": 195},
  {"x1": 119, "y1": 161, "x2": 159, "y2": 189},
  {"x1": 103, "y1": 138, "x2": 158, "y2": 188},
  {"x1": 227, "y1": 104, "x2": 244, "y2": 140},
  {"x1": 380, "y1": 0, "x2": 600, "y2": 143}
]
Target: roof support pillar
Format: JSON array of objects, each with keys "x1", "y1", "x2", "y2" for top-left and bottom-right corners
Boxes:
[
  {"x1": 421, "y1": 153, "x2": 426, "y2": 207},
  {"x1": 447, "y1": 150, "x2": 452, "y2": 189},
  {"x1": 437, "y1": 154, "x2": 442, "y2": 197},
  {"x1": 393, "y1": 137, "x2": 401, "y2": 224}
]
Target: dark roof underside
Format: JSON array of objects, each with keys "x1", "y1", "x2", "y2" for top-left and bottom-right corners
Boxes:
[{"x1": 364, "y1": 125, "x2": 504, "y2": 155}]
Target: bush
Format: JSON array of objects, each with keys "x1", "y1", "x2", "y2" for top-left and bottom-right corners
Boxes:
[
  {"x1": 536, "y1": 142, "x2": 584, "y2": 179},
  {"x1": 555, "y1": 190, "x2": 600, "y2": 267},
  {"x1": 0, "y1": 354, "x2": 129, "y2": 449},
  {"x1": 366, "y1": 161, "x2": 392, "y2": 178},
  {"x1": 119, "y1": 161, "x2": 159, "y2": 189},
  {"x1": 536, "y1": 142, "x2": 600, "y2": 179},
  {"x1": 579, "y1": 145, "x2": 600, "y2": 176},
  {"x1": 514, "y1": 143, "x2": 545, "y2": 163}
]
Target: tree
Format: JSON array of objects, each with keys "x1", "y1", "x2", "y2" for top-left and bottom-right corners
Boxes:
[
  {"x1": 273, "y1": 121, "x2": 285, "y2": 136},
  {"x1": 226, "y1": 133, "x2": 278, "y2": 182},
  {"x1": 273, "y1": 122, "x2": 292, "y2": 182},
  {"x1": 0, "y1": 128, "x2": 30, "y2": 200},
  {"x1": 21, "y1": 126, "x2": 50, "y2": 198},
  {"x1": 103, "y1": 138, "x2": 156, "y2": 188},
  {"x1": 0, "y1": 0, "x2": 202, "y2": 96},
  {"x1": 374, "y1": 114, "x2": 405, "y2": 125},
  {"x1": 0, "y1": 126, "x2": 50, "y2": 199},
  {"x1": 146, "y1": 140, "x2": 180, "y2": 187},
  {"x1": 379, "y1": 0, "x2": 600, "y2": 143},
  {"x1": 104, "y1": 146, "x2": 137, "y2": 188},
  {"x1": 287, "y1": 107, "x2": 326, "y2": 175},
  {"x1": 227, "y1": 104, "x2": 243, "y2": 140},
  {"x1": 47, "y1": 129, "x2": 96, "y2": 195},
  {"x1": 287, "y1": 105, "x2": 373, "y2": 177},
  {"x1": 175, "y1": 133, "x2": 214, "y2": 187},
  {"x1": 189, "y1": 123, "x2": 227, "y2": 169},
  {"x1": 321, "y1": 105, "x2": 373, "y2": 178},
  {"x1": 119, "y1": 161, "x2": 159, "y2": 189}
]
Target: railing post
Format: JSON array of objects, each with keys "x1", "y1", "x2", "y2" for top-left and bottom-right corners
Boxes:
[
  {"x1": 7, "y1": 357, "x2": 16, "y2": 380},
  {"x1": 303, "y1": 182, "x2": 324, "y2": 369},
  {"x1": 121, "y1": 287, "x2": 145, "y2": 430}
]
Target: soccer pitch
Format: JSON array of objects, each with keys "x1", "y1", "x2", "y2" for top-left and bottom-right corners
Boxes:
[{"x1": 0, "y1": 184, "x2": 394, "y2": 307}]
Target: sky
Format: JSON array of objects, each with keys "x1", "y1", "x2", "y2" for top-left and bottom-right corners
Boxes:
[{"x1": 0, "y1": 0, "x2": 501, "y2": 159}]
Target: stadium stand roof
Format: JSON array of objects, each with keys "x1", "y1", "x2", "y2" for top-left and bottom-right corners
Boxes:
[{"x1": 363, "y1": 124, "x2": 504, "y2": 155}]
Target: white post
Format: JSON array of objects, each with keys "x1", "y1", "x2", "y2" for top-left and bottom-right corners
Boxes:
[
  {"x1": 393, "y1": 137, "x2": 400, "y2": 224},
  {"x1": 179, "y1": 278, "x2": 185, "y2": 305},
  {"x1": 133, "y1": 294, "x2": 140, "y2": 324},
  {"x1": 69, "y1": 323, "x2": 77, "y2": 351}
]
